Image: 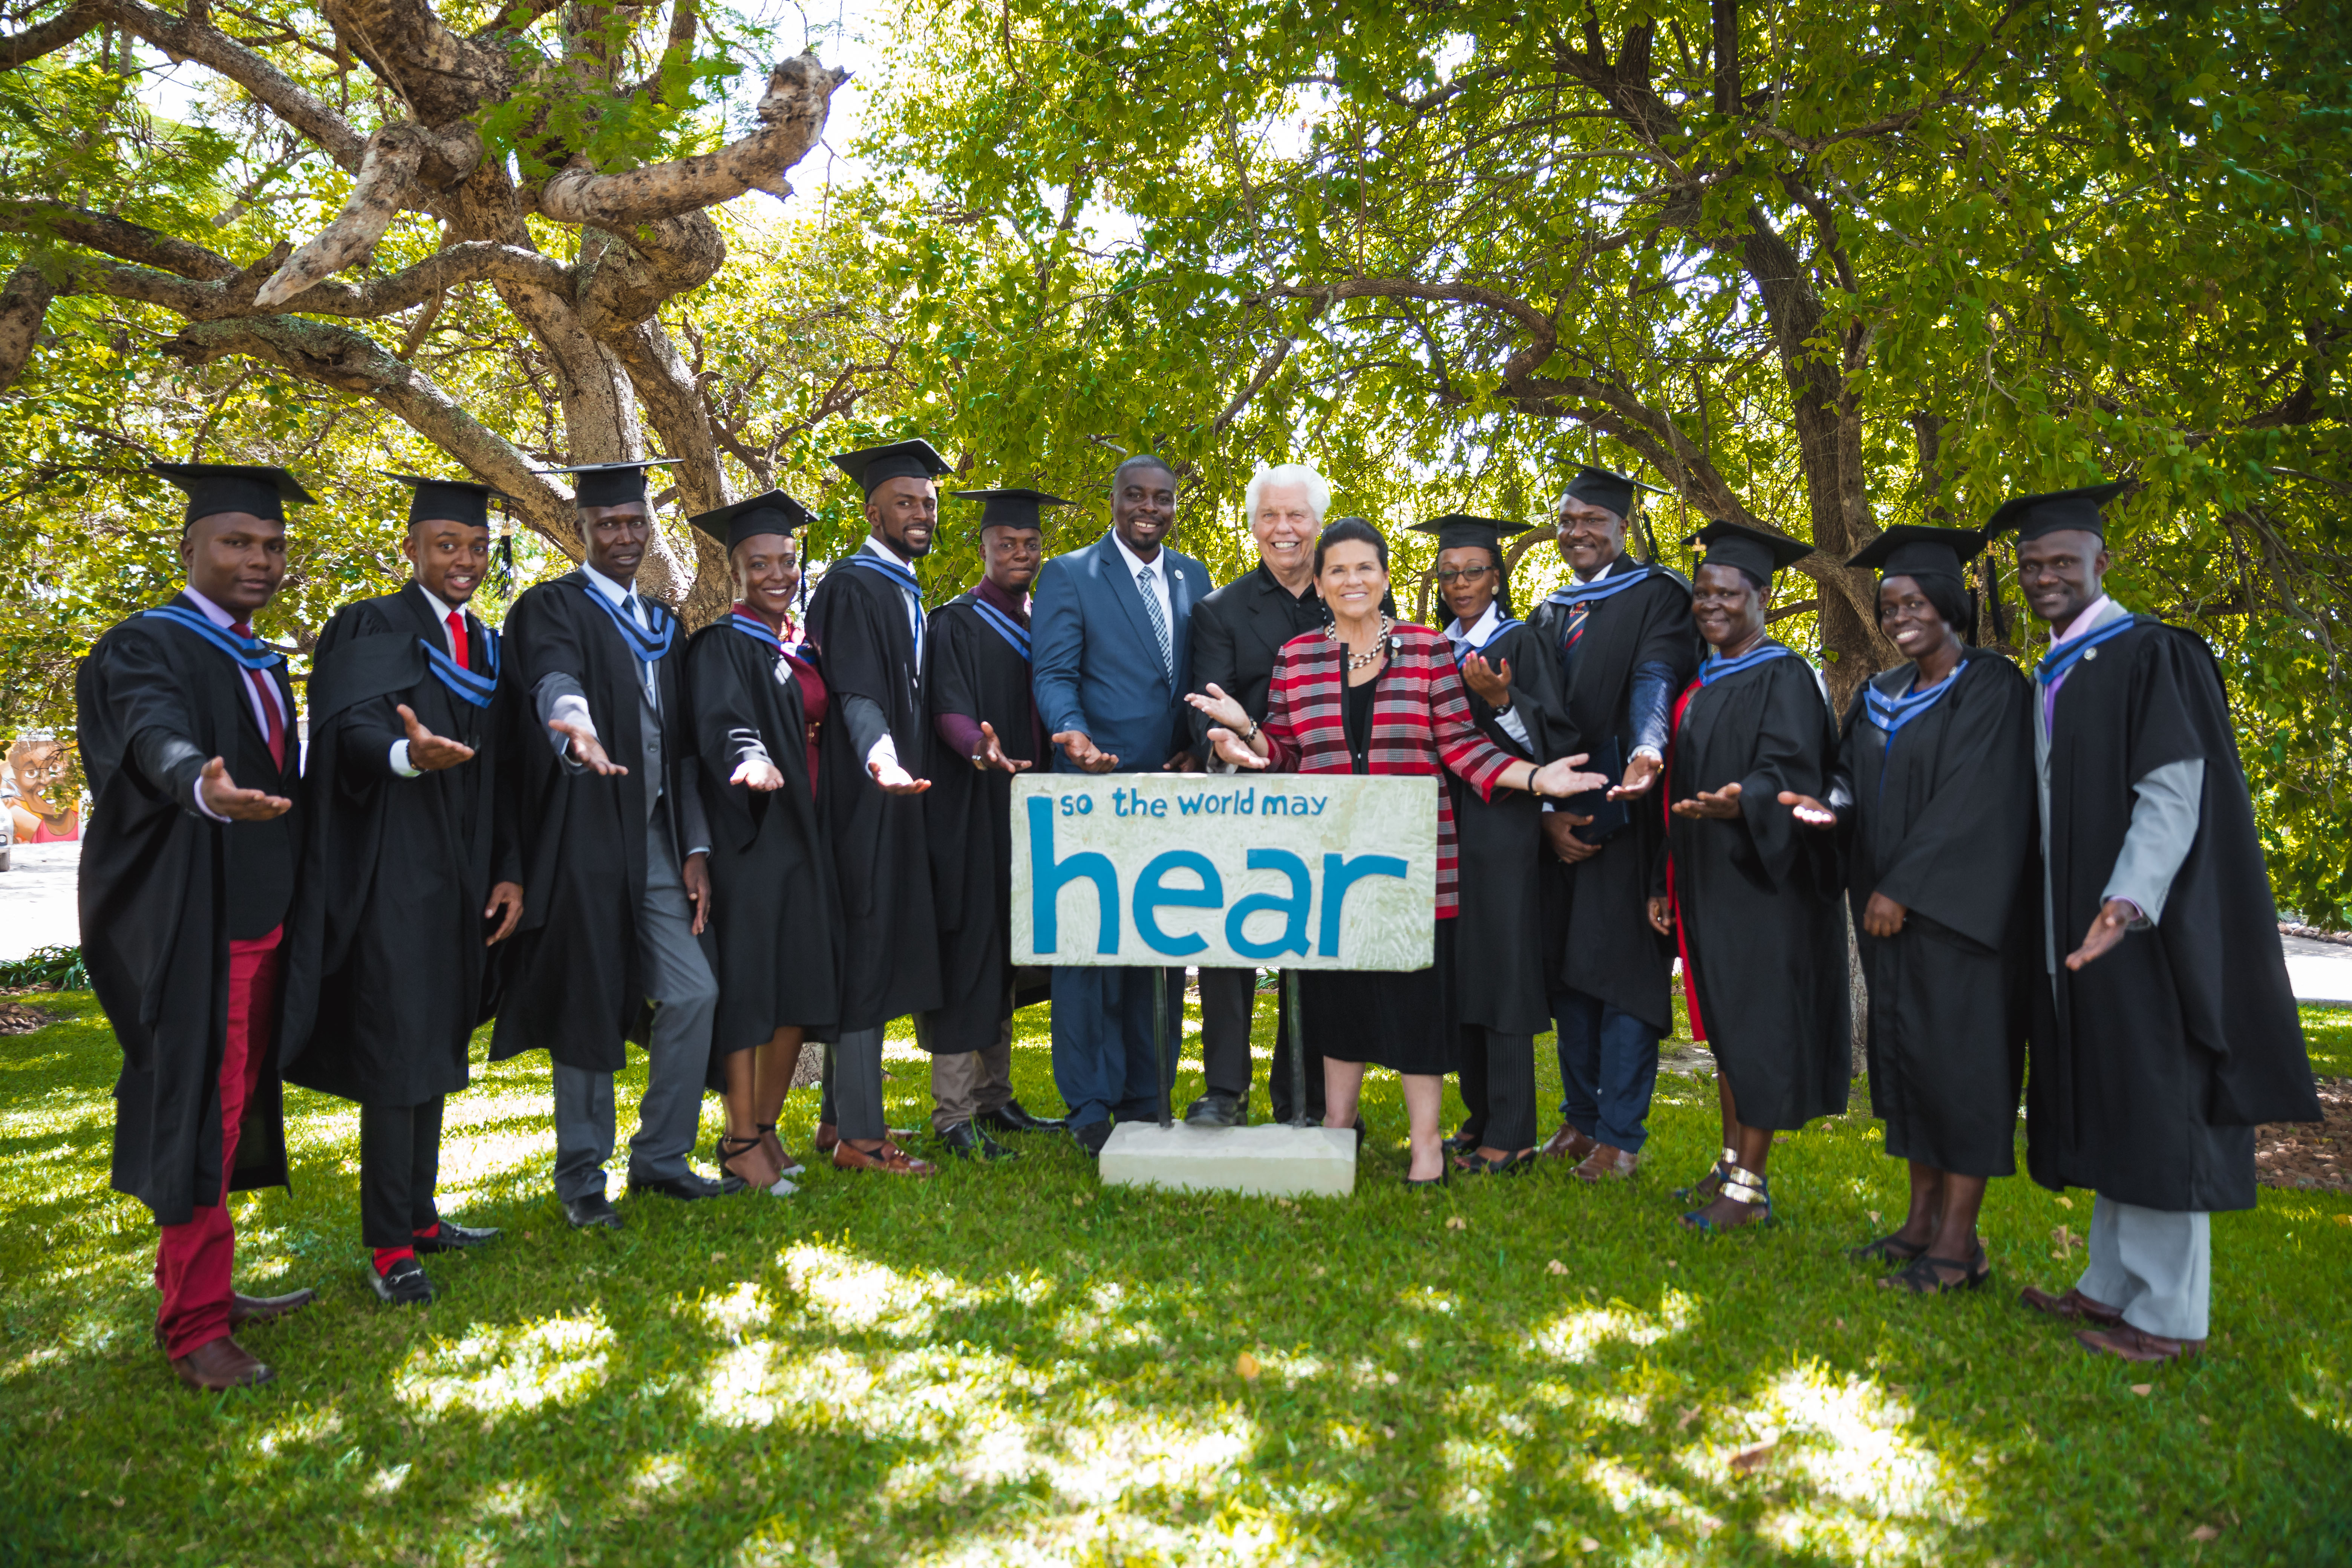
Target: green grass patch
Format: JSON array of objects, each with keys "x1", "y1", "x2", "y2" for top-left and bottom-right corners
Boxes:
[
  {"x1": 2302, "y1": 1005, "x2": 2352, "y2": 1078},
  {"x1": 3, "y1": 994, "x2": 2348, "y2": 1565}
]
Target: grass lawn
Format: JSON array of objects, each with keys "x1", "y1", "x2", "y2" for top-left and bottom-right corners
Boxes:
[{"x1": 3, "y1": 992, "x2": 2348, "y2": 1567}]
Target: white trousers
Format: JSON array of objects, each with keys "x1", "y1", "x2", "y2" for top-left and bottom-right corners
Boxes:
[{"x1": 2075, "y1": 1194, "x2": 2210, "y2": 1340}]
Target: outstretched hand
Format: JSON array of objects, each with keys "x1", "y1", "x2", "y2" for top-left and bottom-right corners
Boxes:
[
  {"x1": 2065, "y1": 898, "x2": 2137, "y2": 970},
  {"x1": 1529, "y1": 753, "x2": 1606, "y2": 798},
  {"x1": 398, "y1": 703, "x2": 476, "y2": 771},
  {"x1": 868, "y1": 759, "x2": 932, "y2": 795},
  {"x1": 549, "y1": 718, "x2": 626, "y2": 776},
  {"x1": 1608, "y1": 752, "x2": 1661, "y2": 801},
  {"x1": 1206, "y1": 727, "x2": 1270, "y2": 771},
  {"x1": 974, "y1": 720, "x2": 1032, "y2": 774},
  {"x1": 1052, "y1": 729, "x2": 1119, "y2": 773},
  {"x1": 1462, "y1": 653, "x2": 1512, "y2": 709},
  {"x1": 730, "y1": 756, "x2": 787, "y2": 792},
  {"x1": 197, "y1": 755, "x2": 292, "y2": 821},
  {"x1": 1672, "y1": 781, "x2": 1744, "y2": 820},
  {"x1": 1184, "y1": 683, "x2": 1249, "y2": 734},
  {"x1": 1778, "y1": 788, "x2": 1836, "y2": 828}
]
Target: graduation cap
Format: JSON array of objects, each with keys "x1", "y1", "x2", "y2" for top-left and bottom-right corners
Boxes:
[
  {"x1": 386, "y1": 473, "x2": 510, "y2": 530},
  {"x1": 150, "y1": 462, "x2": 314, "y2": 526},
  {"x1": 1844, "y1": 524, "x2": 1989, "y2": 583},
  {"x1": 1408, "y1": 514, "x2": 1541, "y2": 556},
  {"x1": 1686, "y1": 519, "x2": 1815, "y2": 583},
  {"x1": 1562, "y1": 465, "x2": 1668, "y2": 521},
  {"x1": 689, "y1": 490, "x2": 816, "y2": 552},
  {"x1": 953, "y1": 488, "x2": 1069, "y2": 532},
  {"x1": 537, "y1": 458, "x2": 679, "y2": 510},
  {"x1": 1982, "y1": 481, "x2": 2128, "y2": 543},
  {"x1": 830, "y1": 439, "x2": 951, "y2": 498}
]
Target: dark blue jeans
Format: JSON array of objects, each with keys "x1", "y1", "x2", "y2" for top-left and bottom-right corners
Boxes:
[{"x1": 1553, "y1": 988, "x2": 1661, "y2": 1153}]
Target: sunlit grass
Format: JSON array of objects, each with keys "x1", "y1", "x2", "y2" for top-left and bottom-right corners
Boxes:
[{"x1": 2, "y1": 990, "x2": 2348, "y2": 1565}]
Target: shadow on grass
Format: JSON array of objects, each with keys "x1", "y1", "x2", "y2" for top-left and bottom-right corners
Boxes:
[{"x1": 3, "y1": 993, "x2": 2350, "y2": 1566}]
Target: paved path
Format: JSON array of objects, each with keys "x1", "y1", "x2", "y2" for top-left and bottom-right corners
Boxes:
[{"x1": 3, "y1": 837, "x2": 2350, "y2": 1003}]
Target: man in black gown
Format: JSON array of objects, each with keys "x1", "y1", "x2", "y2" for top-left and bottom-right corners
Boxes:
[
  {"x1": 1997, "y1": 483, "x2": 2319, "y2": 1363},
  {"x1": 1182, "y1": 464, "x2": 1328, "y2": 1127},
  {"x1": 1526, "y1": 467, "x2": 1700, "y2": 1181},
  {"x1": 78, "y1": 462, "x2": 317, "y2": 1389},
  {"x1": 490, "y1": 459, "x2": 721, "y2": 1227},
  {"x1": 917, "y1": 488, "x2": 1068, "y2": 1159},
  {"x1": 807, "y1": 439, "x2": 949, "y2": 1175},
  {"x1": 282, "y1": 475, "x2": 524, "y2": 1304}
]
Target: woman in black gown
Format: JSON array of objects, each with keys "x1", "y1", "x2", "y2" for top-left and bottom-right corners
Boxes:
[
  {"x1": 1782, "y1": 525, "x2": 2035, "y2": 1291},
  {"x1": 1406, "y1": 514, "x2": 1568, "y2": 1175},
  {"x1": 686, "y1": 492, "x2": 841, "y2": 1196},
  {"x1": 1191, "y1": 519, "x2": 1601, "y2": 1184},
  {"x1": 1651, "y1": 521, "x2": 1849, "y2": 1231}
]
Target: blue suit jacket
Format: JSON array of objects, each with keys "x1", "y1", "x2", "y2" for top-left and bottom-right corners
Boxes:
[{"x1": 1031, "y1": 531, "x2": 1213, "y2": 773}]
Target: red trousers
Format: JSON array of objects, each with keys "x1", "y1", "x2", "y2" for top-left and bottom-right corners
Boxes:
[{"x1": 154, "y1": 930, "x2": 281, "y2": 1360}]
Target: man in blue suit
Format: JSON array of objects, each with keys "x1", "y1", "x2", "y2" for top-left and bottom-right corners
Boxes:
[{"x1": 1031, "y1": 453, "x2": 1215, "y2": 1155}]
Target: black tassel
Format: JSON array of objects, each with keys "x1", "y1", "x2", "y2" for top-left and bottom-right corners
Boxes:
[
  {"x1": 1981, "y1": 551, "x2": 2009, "y2": 643},
  {"x1": 493, "y1": 533, "x2": 514, "y2": 599}
]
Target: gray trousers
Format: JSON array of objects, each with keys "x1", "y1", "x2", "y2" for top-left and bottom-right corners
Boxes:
[
  {"x1": 818, "y1": 1025, "x2": 891, "y2": 1142},
  {"x1": 929, "y1": 1023, "x2": 1014, "y2": 1131},
  {"x1": 552, "y1": 821, "x2": 718, "y2": 1201},
  {"x1": 2076, "y1": 1194, "x2": 2211, "y2": 1341}
]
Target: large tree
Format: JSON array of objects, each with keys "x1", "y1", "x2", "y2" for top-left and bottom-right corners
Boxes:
[
  {"x1": 865, "y1": 0, "x2": 2350, "y2": 917},
  {"x1": 0, "y1": 0, "x2": 846, "y2": 618}
]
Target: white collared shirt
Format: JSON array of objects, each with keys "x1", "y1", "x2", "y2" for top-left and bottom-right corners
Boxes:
[
  {"x1": 1443, "y1": 602, "x2": 1533, "y2": 752},
  {"x1": 863, "y1": 534, "x2": 925, "y2": 657}
]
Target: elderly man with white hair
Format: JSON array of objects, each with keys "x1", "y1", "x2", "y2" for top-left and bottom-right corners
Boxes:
[{"x1": 1180, "y1": 462, "x2": 1332, "y2": 1127}]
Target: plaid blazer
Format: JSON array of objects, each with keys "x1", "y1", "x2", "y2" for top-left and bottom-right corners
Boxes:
[{"x1": 1260, "y1": 624, "x2": 1518, "y2": 917}]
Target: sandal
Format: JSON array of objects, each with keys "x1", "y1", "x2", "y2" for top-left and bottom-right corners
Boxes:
[
  {"x1": 716, "y1": 1135, "x2": 796, "y2": 1197},
  {"x1": 1881, "y1": 1241, "x2": 1990, "y2": 1295},
  {"x1": 1680, "y1": 1162, "x2": 1773, "y2": 1232},
  {"x1": 832, "y1": 1139, "x2": 936, "y2": 1176},
  {"x1": 756, "y1": 1122, "x2": 805, "y2": 1179},
  {"x1": 1849, "y1": 1232, "x2": 1929, "y2": 1265},
  {"x1": 1674, "y1": 1146, "x2": 1737, "y2": 1202},
  {"x1": 1442, "y1": 1128, "x2": 1482, "y2": 1159}
]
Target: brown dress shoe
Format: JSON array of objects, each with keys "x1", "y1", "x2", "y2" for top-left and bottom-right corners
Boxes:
[
  {"x1": 172, "y1": 1335, "x2": 275, "y2": 1391},
  {"x1": 1573, "y1": 1144, "x2": 1640, "y2": 1183},
  {"x1": 832, "y1": 1140, "x2": 936, "y2": 1176},
  {"x1": 231, "y1": 1288, "x2": 317, "y2": 1328},
  {"x1": 2019, "y1": 1285, "x2": 2124, "y2": 1327},
  {"x1": 1539, "y1": 1124, "x2": 1600, "y2": 1164},
  {"x1": 2075, "y1": 1323, "x2": 2204, "y2": 1364}
]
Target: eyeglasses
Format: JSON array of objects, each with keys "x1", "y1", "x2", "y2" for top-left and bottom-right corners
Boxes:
[{"x1": 1434, "y1": 565, "x2": 1494, "y2": 585}]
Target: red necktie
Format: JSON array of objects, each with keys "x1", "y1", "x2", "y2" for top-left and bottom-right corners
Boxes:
[
  {"x1": 447, "y1": 610, "x2": 470, "y2": 671},
  {"x1": 230, "y1": 622, "x2": 287, "y2": 772}
]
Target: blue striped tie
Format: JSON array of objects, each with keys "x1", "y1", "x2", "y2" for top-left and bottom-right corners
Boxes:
[{"x1": 1138, "y1": 565, "x2": 1172, "y2": 681}]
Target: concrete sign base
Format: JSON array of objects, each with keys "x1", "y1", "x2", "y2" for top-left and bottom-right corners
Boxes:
[{"x1": 1097, "y1": 1122, "x2": 1358, "y2": 1197}]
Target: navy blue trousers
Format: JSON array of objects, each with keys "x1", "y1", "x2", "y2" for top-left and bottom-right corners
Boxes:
[{"x1": 1051, "y1": 966, "x2": 1182, "y2": 1127}]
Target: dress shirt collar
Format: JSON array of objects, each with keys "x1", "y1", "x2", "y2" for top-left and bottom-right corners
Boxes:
[
  {"x1": 580, "y1": 560, "x2": 638, "y2": 608},
  {"x1": 1444, "y1": 600, "x2": 1507, "y2": 649},
  {"x1": 1571, "y1": 552, "x2": 1630, "y2": 587},
  {"x1": 2050, "y1": 593, "x2": 2116, "y2": 649},
  {"x1": 974, "y1": 575, "x2": 1029, "y2": 625},
  {"x1": 414, "y1": 581, "x2": 459, "y2": 626},
  {"x1": 1110, "y1": 528, "x2": 1163, "y2": 579},
  {"x1": 179, "y1": 585, "x2": 240, "y2": 629},
  {"x1": 862, "y1": 533, "x2": 917, "y2": 569}
]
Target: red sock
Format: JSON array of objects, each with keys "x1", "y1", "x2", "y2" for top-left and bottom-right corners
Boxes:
[
  {"x1": 412, "y1": 1222, "x2": 441, "y2": 1240},
  {"x1": 373, "y1": 1245, "x2": 415, "y2": 1275}
]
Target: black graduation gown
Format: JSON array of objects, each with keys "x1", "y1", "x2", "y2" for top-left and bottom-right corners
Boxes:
[
  {"x1": 806, "y1": 556, "x2": 941, "y2": 1031},
  {"x1": 1529, "y1": 558, "x2": 1701, "y2": 1032},
  {"x1": 280, "y1": 585, "x2": 519, "y2": 1107},
  {"x1": 2026, "y1": 617, "x2": 2319, "y2": 1211},
  {"x1": 488, "y1": 571, "x2": 702, "y2": 1073},
  {"x1": 1445, "y1": 617, "x2": 1568, "y2": 1035},
  {"x1": 1835, "y1": 653, "x2": 2035, "y2": 1176},
  {"x1": 1661, "y1": 646, "x2": 1850, "y2": 1130},
  {"x1": 917, "y1": 591, "x2": 1043, "y2": 1054},
  {"x1": 76, "y1": 598, "x2": 301, "y2": 1225},
  {"x1": 686, "y1": 617, "x2": 841, "y2": 1052}
]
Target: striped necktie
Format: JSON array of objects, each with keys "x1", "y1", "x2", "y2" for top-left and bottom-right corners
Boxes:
[{"x1": 1137, "y1": 564, "x2": 1172, "y2": 681}]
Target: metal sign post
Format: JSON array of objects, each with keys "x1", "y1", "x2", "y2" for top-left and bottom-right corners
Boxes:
[
  {"x1": 1155, "y1": 965, "x2": 1173, "y2": 1129},
  {"x1": 1285, "y1": 969, "x2": 1308, "y2": 1129}
]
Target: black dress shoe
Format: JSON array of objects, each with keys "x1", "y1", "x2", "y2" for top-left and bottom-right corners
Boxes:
[
  {"x1": 628, "y1": 1172, "x2": 721, "y2": 1201},
  {"x1": 412, "y1": 1220, "x2": 499, "y2": 1254},
  {"x1": 370, "y1": 1257, "x2": 435, "y2": 1306},
  {"x1": 1070, "y1": 1119, "x2": 1115, "y2": 1157},
  {"x1": 563, "y1": 1194, "x2": 624, "y2": 1230},
  {"x1": 1183, "y1": 1091, "x2": 1246, "y2": 1129},
  {"x1": 938, "y1": 1121, "x2": 1018, "y2": 1161},
  {"x1": 979, "y1": 1099, "x2": 1067, "y2": 1134}
]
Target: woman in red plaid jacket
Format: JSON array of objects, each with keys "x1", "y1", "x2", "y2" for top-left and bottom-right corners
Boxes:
[{"x1": 1193, "y1": 519, "x2": 1603, "y2": 1184}]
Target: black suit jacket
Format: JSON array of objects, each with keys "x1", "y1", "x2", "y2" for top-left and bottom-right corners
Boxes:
[{"x1": 1185, "y1": 562, "x2": 1323, "y2": 761}]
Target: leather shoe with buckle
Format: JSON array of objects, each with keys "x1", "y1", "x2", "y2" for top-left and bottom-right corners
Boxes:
[
  {"x1": 1183, "y1": 1090, "x2": 1246, "y2": 1129},
  {"x1": 412, "y1": 1220, "x2": 499, "y2": 1254},
  {"x1": 2019, "y1": 1285, "x2": 2124, "y2": 1327},
  {"x1": 563, "y1": 1193, "x2": 624, "y2": 1230},
  {"x1": 172, "y1": 1334, "x2": 274, "y2": 1391},
  {"x1": 370, "y1": 1257, "x2": 435, "y2": 1306},
  {"x1": 938, "y1": 1121, "x2": 1016, "y2": 1161},
  {"x1": 1540, "y1": 1123, "x2": 1601, "y2": 1164},
  {"x1": 230, "y1": 1288, "x2": 317, "y2": 1328},
  {"x1": 980, "y1": 1099, "x2": 1067, "y2": 1134},
  {"x1": 1573, "y1": 1143, "x2": 1640, "y2": 1182},
  {"x1": 628, "y1": 1171, "x2": 721, "y2": 1201},
  {"x1": 833, "y1": 1139, "x2": 936, "y2": 1175},
  {"x1": 2076, "y1": 1323, "x2": 2204, "y2": 1363}
]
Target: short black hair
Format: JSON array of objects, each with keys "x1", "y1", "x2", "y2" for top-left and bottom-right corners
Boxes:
[
  {"x1": 1112, "y1": 453, "x2": 1177, "y2": 491},
  {"x1": 1314, "y1": 516, "x2": 1388, "y2": 575}
]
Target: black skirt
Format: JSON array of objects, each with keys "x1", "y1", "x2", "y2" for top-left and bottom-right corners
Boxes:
[{"x1": 1300, "y1": 918, "x2": 1458, "y2": 1075}]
